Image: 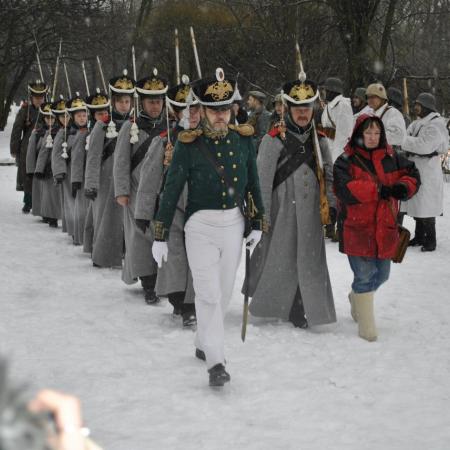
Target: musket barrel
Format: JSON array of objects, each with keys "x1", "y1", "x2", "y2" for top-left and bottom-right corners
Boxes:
[
  {"x1": 96, "y1": 55, "x2": 107, "y2": 93},
  {"x1": 175, "y1": 29, "x2": 181, "y2": 85},
  {"x1": 190, "y1": 26, "x2": 202, "y2": 79},
  {"x1": 63, "y1": 62, "x2": 72, "y2": 98},
  {"x1": 81, "y1": 60, "x2": 90, "y2": 96}
]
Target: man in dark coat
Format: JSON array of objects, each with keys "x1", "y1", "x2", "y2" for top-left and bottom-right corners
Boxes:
[
  {"x1": 10, "y1": 80, "x2": 47, "y2": 212},
  {"x1": 246, "y1": 90, "x2": 271, "y2": 151}
]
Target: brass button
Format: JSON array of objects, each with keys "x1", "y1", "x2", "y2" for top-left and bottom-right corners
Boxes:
[
  {"x1": 215, "y1": 141, "x2": 219, "y2": 145},
  {"x1": 222, "y1": 204, "x2": 227, "y2": 208},
  {"x1": 233, "y1": 177, "x2": 238, "y2": 182},
  {"x1": 217, "y1": 152, "x2": 222, "y2": 157},
  {"x1": 221, "y1": 179, "x2": 225, "y2": 184},
  {"x1": 232, "y1": 164, "x2": 237, "y2": 169},
  {"x1": 234, "y1": 202, "x2": 237, "y2": 206},
  {"x1": 226, "y1": 139, "x2": 231, "y2": 144},
  {"x1": 229, "y1": 151, "x2": 234, "y2": 156},
  {"x1": 222, "y1": 192, "x2": 226, "y2": 197},
  {"x1": 220, "y1": 165, "x2": 224, "y2": 170}
]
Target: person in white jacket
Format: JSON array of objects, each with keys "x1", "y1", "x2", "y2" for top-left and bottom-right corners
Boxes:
[
  {"x1": 401, "y1": 93, "x2": 448, "y2": 251},
  {"x1": 319, "y1": 77, "x2": 354, "y2": 240},
  {"x1": 366, "y1": 83, "x2": 406, "y2": 150},
  {"x1": 352, "y1": 87, "x2": 373, "y2": 118}
]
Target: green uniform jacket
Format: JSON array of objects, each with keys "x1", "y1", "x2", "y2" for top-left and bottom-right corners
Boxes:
[{"x1": 154, "y1": 129, "x2": 265, "y2": 240}]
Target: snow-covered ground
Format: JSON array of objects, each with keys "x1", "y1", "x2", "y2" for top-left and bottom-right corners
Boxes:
[{"x1": 0, "y1": 111, "x2": 449, "y2": 450}]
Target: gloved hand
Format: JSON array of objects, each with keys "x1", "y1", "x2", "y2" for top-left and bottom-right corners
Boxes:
[
  {"x1": 379, "y1": 185, "x2": 392, "y2": 200},
  {"x1": 84, "y1": 188, "x2": 98, "y2": 201},
  {"x1": 245, "y1": 229, "x2": 263, "y2": 252},
  {"x1": 391, "y1": 182, "x2": 408, "y2": 200},
  {"x1": 34, "y1": 172, "x2": 44, "y2": 179},
  {"x1": 71, "y1": 182, "x2": 81, "y2": 198},
  {"x1": 54, "y1": 174, "x2": 65, "y2": 185},
  {"x1": 136, "y1": 218, "x2": 150, "y2": 234},
  {"x1": 26, "y1": 173, "x2": 34, "y2": 179},
  {"x1": 152, "y1": 241, "x2": 168, "y2": 268}
]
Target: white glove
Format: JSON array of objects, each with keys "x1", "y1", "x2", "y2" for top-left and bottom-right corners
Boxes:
[
  {"x1": 152, "y1": 241, "x2": 168, "y2": 268},
  {"x1": 245, "y1": 230, "x2": 262, "y2": 252}
]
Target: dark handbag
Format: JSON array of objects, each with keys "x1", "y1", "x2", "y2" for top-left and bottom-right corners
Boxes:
[
  {"x1": 197, "y1": 137, "x2": 253, "y2": 237},
  {"x1": 353, "y1": 154, "x2": 409, "y2": 264}
]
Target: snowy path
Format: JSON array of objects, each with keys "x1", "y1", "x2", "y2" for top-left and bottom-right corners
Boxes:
[{"x1": 1, "y1": 117, "x2": 450, "y2": 449}]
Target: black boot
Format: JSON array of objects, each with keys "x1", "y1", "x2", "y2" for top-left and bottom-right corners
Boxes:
[
  {"x1": 289, "y1": 288, "x2": 308, "y2": 329},
  {"x1": 409, "y1": 218, "x2": 424, "y2": 246},
  {"x1": 182, "y1": 303, "x2": 197, "y2": 328},
  {"x1": 421, "y1": 217, "x2": 436, "y2": 252},
  {"x1": 208, "y1": 364, "x2": 230, "y2": 387},
  {"x1": 140, "y1": 275, "x2": 159, "y2": 305},
  {"x1": 168, "y1": 291, "x2": 184, "y2": 316},
  {"x1": 22, "y1": 193, "x2": 32, "y2": 214},
  {"x1": 48, "y1": 218, "x2": 58, "y2": 228}
]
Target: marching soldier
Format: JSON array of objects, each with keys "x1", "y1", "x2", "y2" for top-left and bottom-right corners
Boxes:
[
  {"x1": 34, "y1": 99, "x2": 63, "y2": 228},
  {"x1": 51, "y1": 93, "x2": 87, "y2": 244},
  {"x1": 113, "y1": 69, "x2": 167, "y2": 303},
  {"x1": 245, "y1": 77, "x2": 336, "y2": 329},
  {"x1": 319, "y1": 77, "x2": 354, "y2": 162},
  {"x1": 84, "y1": 71, "x2": 134, "y2": 268},
  {"x1": 25, "y1": 104, "x2": 50, "y2": 220},
  {"x1": 366, "y1": 83, "x2": 406, "y2": 149},
  {"x1": 387, "y1": 86, "x2": 411, "y2": 128},
  {"x1": 135, "y1": 77, "x2": 200, "y2": 327},
  {"x1": 246, "y1": 90, "x2": 271, "y2": 151},
  {"x1": 70, "y1": 92, "x2": 99, "y2": 247},
  {"x1": 319, "y1": 77, "x2": 354, "y2": 241},
  {"x1": 401, "y1": 93, "x2": 448, "y2": 252},
  {"x1": 10, "y1": 80, "x2": 47, "y2": 213},
  {"x1": 151, "y1": 69, "x2": 266, "y2": 387},
  {"x1": 352, "y1": 87, "x2": 372, "y2": 118}
]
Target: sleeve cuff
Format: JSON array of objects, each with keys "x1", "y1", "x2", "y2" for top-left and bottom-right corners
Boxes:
[
  {"x1": 252, "y1": 215, "x2": 269, "y2": 233},
  {"x1": 151, "y1": 220, "x2": 169, "y2": 241}
]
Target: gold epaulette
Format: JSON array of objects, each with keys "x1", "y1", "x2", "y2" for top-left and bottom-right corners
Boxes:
[
  {"x1": 177, "y1": 128, "x2": 203, "y2": 144},
  {"x1": 228, "y1": 123, "x2": 255, "y2": 137}
]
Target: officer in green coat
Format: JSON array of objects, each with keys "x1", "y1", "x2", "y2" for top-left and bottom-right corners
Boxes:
[
  {"x1": 10, "y1": 80, "x2": 47, "y2": 212},
  {"x1": 152, "y1": 68, "x2": 267, "y2": 387}
]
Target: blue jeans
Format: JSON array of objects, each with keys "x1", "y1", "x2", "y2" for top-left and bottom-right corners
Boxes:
[{"x1": 348, "y1": 256, "x2": 391, "y2": 293}]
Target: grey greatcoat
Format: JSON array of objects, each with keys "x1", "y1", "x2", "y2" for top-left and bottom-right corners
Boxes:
[
  {"x1": 113, "y1": 118, "x2": 165, "y2": 284},
  {"x1": 135, "y1": 134, "x2": 194, "y2": 302},
  {"x1": 70, "y1": 129, "x2": 90, "y2": 246},
  {"x1": 34, "y1": 129, "x2": 61, "y2": 221},
  {"x1": 84, "y1": 120, "x2": 124, "y2": 267},
  {"x1": 51, "y1": 127, "x2": 77, "y2": 238},
  {"x1": 247, "y1": 128, "x2": 336, "y2": 326},
  {"x1": 26, "y1": 128, "x2": 45, "y2": 217}
]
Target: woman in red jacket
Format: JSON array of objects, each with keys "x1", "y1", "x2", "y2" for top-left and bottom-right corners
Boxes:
[{"x1": 334, "y1": 115, "x2": 420, "y2": 341}]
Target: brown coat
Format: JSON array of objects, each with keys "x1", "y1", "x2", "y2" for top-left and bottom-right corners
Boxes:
[{"x1": 10, "y1": 103, "x2": 42, "y2": 192}]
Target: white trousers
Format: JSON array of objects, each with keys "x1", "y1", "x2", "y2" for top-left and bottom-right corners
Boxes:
[{"x1": 185, "y1": 208, "x2": 244, "y2": 369}]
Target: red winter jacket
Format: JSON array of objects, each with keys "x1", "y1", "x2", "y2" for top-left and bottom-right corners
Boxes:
[{"x1": 333, "y1": 115, "x2": 420, "y2": 259}]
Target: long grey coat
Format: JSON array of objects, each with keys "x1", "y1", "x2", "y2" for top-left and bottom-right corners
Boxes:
[
  {"x1": 113, "y1": 119, "x2": 164, "y2": 284},
  {"x1": 247, "y1": 129, "x2": 336, "y2": 326},
  {"x1": 35, "y1": 130, "x2": 61, "y2": 221},
  {"x1": 71, "y1": 130, "x2": 90, "y2": 246},
  {"x1": 51, "y1": 128, "x2": 77, "y2": 238},
  {"x1": 135, "y1": 135, "x2": 194, "y2": 302},
  {"x1": 26, "y1": 129, "x2": 45, "y2": 217},
  {"x1": 84, "y1": 120, "x2": 124, "y2": 267}
]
